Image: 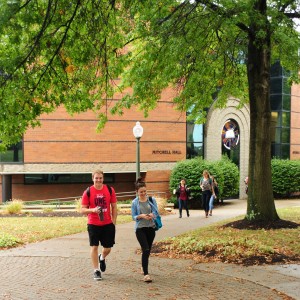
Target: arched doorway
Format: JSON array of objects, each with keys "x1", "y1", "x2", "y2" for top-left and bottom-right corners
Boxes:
[{"x1": 204, "y1": 98, "x2": 250, "y2": 199}]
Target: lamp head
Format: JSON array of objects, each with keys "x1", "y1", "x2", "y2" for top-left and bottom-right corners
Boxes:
[{"x1": 133, "y1": 121, "x2": 143, "y2": 138}]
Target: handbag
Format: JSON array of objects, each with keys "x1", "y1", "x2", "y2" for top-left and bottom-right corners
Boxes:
[
  {"x1": 148, "y1": 196, "x2": 163, "y2": 231},
  {"x1": 154, "y1": 214, "x2": 162, "y2": 231}
]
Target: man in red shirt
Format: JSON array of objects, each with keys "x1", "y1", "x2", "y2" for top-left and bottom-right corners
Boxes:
[{"x1": 81, "y1": 169, "x2": 117, "y2": 280}]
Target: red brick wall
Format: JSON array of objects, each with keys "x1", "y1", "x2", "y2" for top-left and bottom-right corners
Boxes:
[
  {"x1": 2, "y1": 87, "x2": 184, "y2": 203},
  {"x1": 291, "y1": 84, "x2": 300, "y2": 160},
  {"x1": 23, "y1": 96, "x2": 186, "y2": 163}
]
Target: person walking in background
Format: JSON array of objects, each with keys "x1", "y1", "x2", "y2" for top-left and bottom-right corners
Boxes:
[
  {"x1": 200, "y1": 170, "x2": 215, "y2": 218},
  {"x1": 176, "y1": 179, "x2": 191, "y2": 218},
  {"x1": 244, "y1": 176, "x2": 249, "y2": 194},
  {"x1": 81, "y1": 169, "x2": 118, "y2": 281},
  {"x1": 131, "y1": 177, "x2": 159, "y2": 283},
  {"x1": 208, "y1": 176, "x2": 218, "y2": 216}
]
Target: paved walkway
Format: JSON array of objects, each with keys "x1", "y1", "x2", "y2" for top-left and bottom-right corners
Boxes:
[{"x1": 0, "y1": 199, "x2": 299, "y2": 300}]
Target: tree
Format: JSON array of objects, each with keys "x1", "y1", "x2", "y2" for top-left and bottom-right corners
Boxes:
[{"x1": 0, "y1": 0, "x2": 299, "y2": 220}]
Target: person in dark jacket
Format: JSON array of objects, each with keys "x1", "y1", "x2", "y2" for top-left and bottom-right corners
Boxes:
[{"x1": 176, "y1": 179, "x2": 191, "y2": 218}]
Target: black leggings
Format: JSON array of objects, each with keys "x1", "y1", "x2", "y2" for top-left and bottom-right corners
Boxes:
[
  {"x1": 136, "y1": 227, "x2": 156, "y2": 275},
  {"x1": 202, "y1": 190, "x2": 212, "y2": 214}
]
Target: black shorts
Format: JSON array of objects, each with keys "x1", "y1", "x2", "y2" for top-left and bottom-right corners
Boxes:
[{"x1": 87, "y1": 223, "x2": 116, "y2": 248}]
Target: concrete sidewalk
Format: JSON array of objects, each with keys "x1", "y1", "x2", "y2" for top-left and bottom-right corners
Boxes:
[{"x1": 0, "y1": 199, "x2": 299, "y2": 300}]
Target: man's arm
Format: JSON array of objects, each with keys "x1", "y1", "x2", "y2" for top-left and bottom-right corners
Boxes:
[
  {"x1": 80, "y1": 204, "x2": 99, "y2": 215},
  {"x1": 111, "y1": 202, "x2": 117, "y2": 225}
]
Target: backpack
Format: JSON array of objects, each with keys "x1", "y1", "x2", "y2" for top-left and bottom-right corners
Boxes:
[
  {"x1": 86, "y1": 185, "x2": 112, "y2": 207},
  {"x1": 148, "y1": 196, "x2": 162, "y2": 231},
  {"x1": 214, "y1": 185, "x2": 219, "y2": 195}
]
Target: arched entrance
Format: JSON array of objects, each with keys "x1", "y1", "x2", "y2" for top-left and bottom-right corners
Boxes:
[{"x1": 204, "y1": 98, "x2": 250, "y2": 199}]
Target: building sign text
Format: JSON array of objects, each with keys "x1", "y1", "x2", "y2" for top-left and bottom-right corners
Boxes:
[{"x1": 152, "y1": 150, "x2": 182, "y2": 155}]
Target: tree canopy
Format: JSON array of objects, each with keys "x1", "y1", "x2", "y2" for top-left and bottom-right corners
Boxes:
[{"x1": 0, "y1": 0, "x2": 300, "y2": 220}]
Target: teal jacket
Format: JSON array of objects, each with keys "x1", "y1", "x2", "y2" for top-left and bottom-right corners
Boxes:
[{"x1": 131, "y1": 196, "x2": 159, "y2": 232}]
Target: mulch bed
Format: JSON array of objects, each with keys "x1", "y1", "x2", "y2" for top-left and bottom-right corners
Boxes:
[
  {"x1": 222, "y1": 218, "x2": 299, "y2": 230},
  {"x1": 151, "y1": 218, "x2": 300, "y2": 266},
  {"x1": 151, "y1": 240, "x2": 300, "y2": 266}
]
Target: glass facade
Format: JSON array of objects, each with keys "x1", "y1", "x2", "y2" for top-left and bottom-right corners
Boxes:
[
  {"x1": 270, "y1": 61, "x2": 291, "y2": 159},
  {"x1": 186, "y1": 122, "x2": 204, "y2": 158}
]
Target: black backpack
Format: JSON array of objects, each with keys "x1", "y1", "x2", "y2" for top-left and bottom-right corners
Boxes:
[{"x1": 86, "y1": 185, "x2": 112, "y2": 207}]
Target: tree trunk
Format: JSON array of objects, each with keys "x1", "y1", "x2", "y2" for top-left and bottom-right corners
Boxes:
[{"x1": 246, "y1": 0, "x2": 279, "y2": 221}]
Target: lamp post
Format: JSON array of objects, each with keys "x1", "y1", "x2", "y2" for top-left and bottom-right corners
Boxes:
[{"x1": 133, "y1": 121, "x2": 143, "y2": 180}]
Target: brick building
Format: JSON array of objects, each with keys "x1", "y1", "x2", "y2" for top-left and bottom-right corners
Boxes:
[{"x1": 0, "y1": 62, "x2": 299, "y2": 202}]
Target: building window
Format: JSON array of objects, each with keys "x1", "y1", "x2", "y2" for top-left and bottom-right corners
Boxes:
[
  {"x1": 270, "y1": 61, "x2": 291, "y2": 159},
  {"x1": 0, "y1": 141, "x2": 23, "y2": 163},
  {"x1": 24, "y1": 173, "x2": 115, "y2": 184},
  {"x1": 186, "y1": 122, "x2": 203, "y2": 158},
  {"x1": 221, "y1": 119, "x2": 240, "y2": 167}
]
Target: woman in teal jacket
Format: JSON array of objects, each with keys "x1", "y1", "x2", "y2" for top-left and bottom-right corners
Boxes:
[{"x1": 131, "y1": 177, "x2": 159, "y2": 283}]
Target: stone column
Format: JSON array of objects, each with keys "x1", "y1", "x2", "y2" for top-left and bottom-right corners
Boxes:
[{"x1": 2, "y1": 174, "x2": 12, "y2": 202}]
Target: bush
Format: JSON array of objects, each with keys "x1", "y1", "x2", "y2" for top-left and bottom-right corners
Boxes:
[
  {"x1": 0, "y1": 233, "x2": 20, "y2": 248},
  {"x1": 170, "y1": 156, "x2": 239, "y2": 207},
  {"x1": 272, "y1": 159, "x2": 300, "y2": 197},
  {"x1": 4, "y1": 199, "x2": 24, "y2": 214}
]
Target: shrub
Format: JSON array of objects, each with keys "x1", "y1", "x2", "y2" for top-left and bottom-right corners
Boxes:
[
  {"x1": 169, "y1": 156, "x2": 239, "y2": 203},
  {"x1": 272, "y1": 159, "x2": 300, "y2": 197},
  {"x1": 0, "y1": 233, "x2": 21, "y2": 248},
  {"x1": 4, "y1": 199, "x2": 24, "y2": 214}
]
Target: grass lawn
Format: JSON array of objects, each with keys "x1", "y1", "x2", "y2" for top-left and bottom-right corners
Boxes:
[
  {"x1": 0, "y1": 215, "x2": 132, "y2": 249},
  {"x1": 153, "y1": 207, "x2": 300, "y2": 265}
]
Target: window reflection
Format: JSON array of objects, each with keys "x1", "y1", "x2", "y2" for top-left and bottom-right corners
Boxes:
[
  {"x1": 186, "y1": 122, "x2": 203, "y2": 158},
  {"x1": 187, "y1": 142, "x2": 203, "y2": 159},
  {"x1": 270, "y1": 61, "x2": 290, "y2": 159},
  {"x1": 282, "y1": 112, "x2": 290, "y2": 127}
]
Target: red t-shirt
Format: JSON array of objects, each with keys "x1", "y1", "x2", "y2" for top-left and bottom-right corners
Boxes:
[{"x1": 81, "y1": 185, "x2": 117, "y2": 226}]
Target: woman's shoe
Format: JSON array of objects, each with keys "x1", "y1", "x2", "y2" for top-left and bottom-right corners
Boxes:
[{"x1": 143, "y1": 275, "x2": 152, "y2": 282}]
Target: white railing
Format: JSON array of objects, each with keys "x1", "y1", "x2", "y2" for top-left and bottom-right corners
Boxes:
[{"x1": 1, "y1": 190, "x2": 168, "y2": 209}]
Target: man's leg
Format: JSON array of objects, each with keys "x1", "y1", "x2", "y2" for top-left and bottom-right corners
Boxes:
[
  {"x1": 91, "y1": 245, "x2": 102, "y2": 280},
  {"x1": 101, "y1": 247, "x2": 111, "y2": 259},
  {"x1": 91, "y1": 245, "x2": 99, "y2": 269},
  {"x1": 99, "y1": 247, "x2": 111, "y2": 272},
  {"x1": 99, "y1": 223, "x2": 115, "y2": 272}
]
